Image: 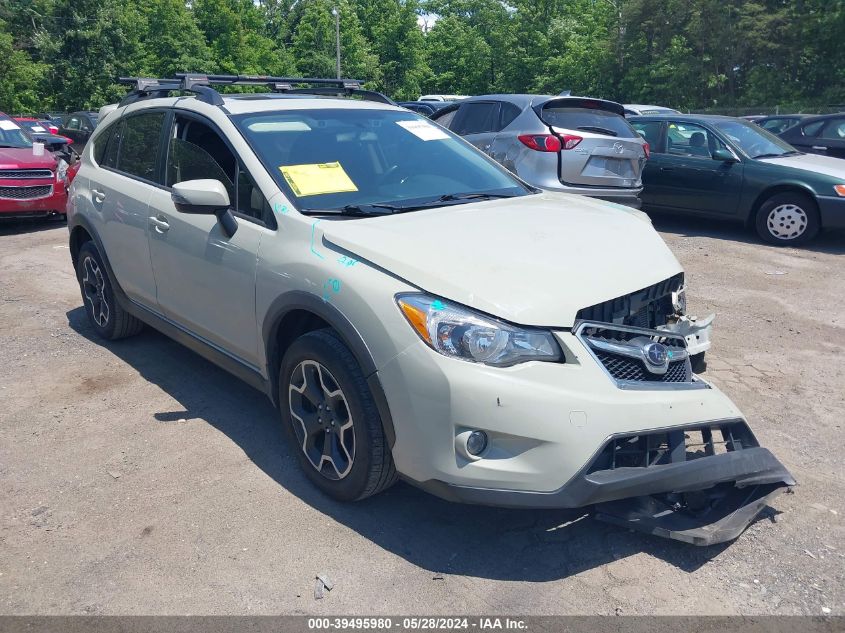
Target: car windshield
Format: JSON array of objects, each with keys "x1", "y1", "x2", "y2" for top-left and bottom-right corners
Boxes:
[
  {"x1": 0, "y1": 120, "x2": 33, "y2": 148},
  {"x1": 712, "y1": 119, "x2": 797, "y2": 158},
  {"x1": 233, "y1": 108, "x2": 530, "y2": 213}
]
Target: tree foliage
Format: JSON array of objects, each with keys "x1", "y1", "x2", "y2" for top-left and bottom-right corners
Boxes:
[{"x1": 0, "y1": 0, "x2": 842, "y2": 113}]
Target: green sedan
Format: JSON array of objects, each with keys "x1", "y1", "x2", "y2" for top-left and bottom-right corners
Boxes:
[{"x1": 629, "y1": 114, "x2": 845, "y2": 245}]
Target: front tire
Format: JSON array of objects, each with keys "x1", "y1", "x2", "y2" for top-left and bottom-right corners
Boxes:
[
  {"x1": 754, "y1": 192, "x2": 820, "y2": 246},
  {"x1": 279, "y1": 329, "x2": 397, "y2": 501},
  {"x1": 76, "y1": 241, "x2": 143, "y2": 340}
]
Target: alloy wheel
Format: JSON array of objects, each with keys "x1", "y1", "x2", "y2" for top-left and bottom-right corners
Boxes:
[
  {"x1": 81, "y1": 256, "x2": 110, "y2": 327},
  {"x1": 288, "y1": 360, "x2": 355, "y2": 480},
  {"x1": 766, "y1": 203, "x2": 808, "y2": 241}
]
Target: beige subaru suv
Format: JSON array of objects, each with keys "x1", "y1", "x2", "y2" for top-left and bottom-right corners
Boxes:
[{"x1": 67, "y1": 75, "x2": 793, "y2": 545}]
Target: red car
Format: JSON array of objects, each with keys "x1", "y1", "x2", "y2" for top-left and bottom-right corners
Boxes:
[{"x1": 0, "y1": 113, "x2": 69, "y2": 220}]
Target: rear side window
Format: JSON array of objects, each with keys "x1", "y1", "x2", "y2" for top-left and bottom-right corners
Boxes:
[
  {"x1": 631, "y1": 121, "x2": 663, "y2": 150},
  {"x1": 431, "y1": 107, "x2": 458, "y2": 128},
  {"x1": 453, "y1": 102, "x2": 500, "y2": 135},
  {"x1": 540, "y1": 105, "x2": 637, "y2": 139},
  {"x1": 118, "y1": 112, "x2": 165, "y2": 181},
  {"x1": 499, "y1": 102, "x2": 522, "y2": 130},
  {"x1": 819, "y1": 118, "x2": 845, "y2": 140},
  {"x1": 101, "y1": 121, "x2": 123, "y2": 168},
  {"x1": 802, "y1": 121, "x2": 825, "y2": 136},
  {"x1": 93, "y1": 124, "x2": 115, "y2": 165}
]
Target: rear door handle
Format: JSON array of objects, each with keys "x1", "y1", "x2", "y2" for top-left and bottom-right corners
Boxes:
[
  {"x1": 149, "y1": 215, "x2": 170, "y2": 233},
  {"x1": 812, "y1": 146, "x2": 827, "y2": 151},
  {"x1": 660, "y1": 167, "x2": 675, "y2": 172},
  {"x1": 91, "y1": 189, "x2": 106, "y2": 203}
]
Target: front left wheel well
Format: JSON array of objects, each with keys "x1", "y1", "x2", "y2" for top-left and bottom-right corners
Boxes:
[
  {"x1": 267, "y1": 309, "x2": 332, "y2": 406},
  {"x1": 69, "y1": 225, "x2": 93, "y2": 270}
]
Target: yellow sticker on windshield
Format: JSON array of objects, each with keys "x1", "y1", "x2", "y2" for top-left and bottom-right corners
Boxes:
[{"x1": 279, "y1": 162, "x2": 358, "y2": 197}]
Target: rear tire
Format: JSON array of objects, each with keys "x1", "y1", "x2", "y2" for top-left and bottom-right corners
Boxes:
[
  {"x1": 279, "y1": 329, "x2": 397, "y2": 501},
  {"x1": 76, "y1": 241, "x2": 143, "y2": 340},
  {"x1": 754, "y1": 192, "x2": 820, "y2": 245}
]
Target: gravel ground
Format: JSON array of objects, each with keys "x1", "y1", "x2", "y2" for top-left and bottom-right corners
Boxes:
[{"x1": 0, "y1": 216, "x2": 843, "y2": 616}]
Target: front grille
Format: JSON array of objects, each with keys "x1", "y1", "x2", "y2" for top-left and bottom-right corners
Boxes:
[
  {"x1": 0, "y1": 185, "x2": 53, "y2": 200},
  {"x1": 576, "y1": 322, "x2": 700, "y2": 389},
  {"x1": 594, "y1": 350, "x2": 691, "y2": 383},
  {"x1": 0, "y1": 169, "x2": 53, "y2": 179},
  {"x1": 577, "y1": 273, "x2": 683, "y2": 329},
  {"x1": 587, "y1": 420, "x2": 757, "y2": 474}
]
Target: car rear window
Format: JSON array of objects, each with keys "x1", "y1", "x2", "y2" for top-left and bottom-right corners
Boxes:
[{"x1": 540, "y1": 105, "x2": 637, "y2": 138}]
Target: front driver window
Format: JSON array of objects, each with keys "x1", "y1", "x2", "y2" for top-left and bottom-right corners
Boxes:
[
  {"x1": 666, "y1": 122, "x2": 724, "y2": 158},
  {"x1": 166, "y1": 116, "x2": 273, "y2": 227}
]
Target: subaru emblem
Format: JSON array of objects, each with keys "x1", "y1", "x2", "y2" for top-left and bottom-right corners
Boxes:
[{"x1": 644, "y1": 342, "x2": 669, "y2": 366}]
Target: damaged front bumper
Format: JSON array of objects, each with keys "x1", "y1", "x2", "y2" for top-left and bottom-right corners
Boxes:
[
  {"x1": 659, "y1": 313, "x2": 714, "y2": 357},
  {"x1": 417, "y1": 420, "x2": 794, "y2": 546}
]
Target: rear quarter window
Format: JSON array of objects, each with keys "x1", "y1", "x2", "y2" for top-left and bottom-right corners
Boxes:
[{"x1": 540, "y1": 106, "x2": 637, "y2": 139}]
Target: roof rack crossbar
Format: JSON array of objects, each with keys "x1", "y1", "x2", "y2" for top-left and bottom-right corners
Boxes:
[
  {"x1": 117, "y1": 74, "x2": 393, "y2": 107},
  {"x1": 174, "y1": 73, "x2": 365, "y2": 90}
]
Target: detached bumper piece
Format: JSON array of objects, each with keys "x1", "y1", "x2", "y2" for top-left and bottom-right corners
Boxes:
[
  {"x1": 587, "y1": 421, "x2": 795, "y2": 545},
  {"x1": 595, "y1": 481, "x2": 788, "y2": 546}
]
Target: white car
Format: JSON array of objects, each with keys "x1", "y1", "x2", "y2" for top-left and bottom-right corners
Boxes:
[{"x1": 67, "y1": 75, "x2": 794, "y2": 546}]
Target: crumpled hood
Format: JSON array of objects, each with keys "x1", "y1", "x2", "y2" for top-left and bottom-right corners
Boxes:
[
  {"x1": 758, "y1": 153, "x2": 845, "y2": 179},
  {"x1": 0, "y1": 146, "x2": 57, "y2": 169},
  {"x1": 320, "y1": 192, "x2": 682, "y2": 327}
]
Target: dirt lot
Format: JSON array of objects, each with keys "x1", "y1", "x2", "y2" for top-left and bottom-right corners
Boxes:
[{"x1": 1, "y1": 216, "x2": 843, "y2": 616}]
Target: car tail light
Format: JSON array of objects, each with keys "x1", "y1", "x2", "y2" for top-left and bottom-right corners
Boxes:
[
  {"x1": 518, "y1": 134, "x2": 562, "y2": 152},
  {"x1": 835, "y1": 184, "x2": 845, "y2": 197},
  {"x1": 559, "y1": 134, "x2": 583, "y2": 150},
  {"x1": 643, "y1": 142, "x2": 650, "y2": 159}
]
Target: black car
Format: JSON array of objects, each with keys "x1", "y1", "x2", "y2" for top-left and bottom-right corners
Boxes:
[
  {"x1": 754, "y1": 114, "x2": 811, "y2": 135},
  {"x1": 58, "y1": 111, "x2": 99, "y2": 154},
  {"x1": 778, "y1": 113, "x2": 845, "y2": 159},
  {"x1": 396, "y1": 101, "x2": 456, "y2": 117}
]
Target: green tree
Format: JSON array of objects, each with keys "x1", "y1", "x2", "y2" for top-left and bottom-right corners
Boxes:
[
  {"x1": 422, "y1": 15, "x2": 490, "y2": 95},
  {"x1": 140, "y1": 0, "x2": 213, "y2": 77},
  {"x1": 0, "y1": 18, "x2": 48, "y2": 112},
  {"x1": 355, "y1": 0, "x2": 429, "y2": 99},
  {"x1": 193, "y1": 0, "x2": 294, "y2": 76},
  {"x1": 289, "y1": 0, "x2": 378, "y2": 82}
]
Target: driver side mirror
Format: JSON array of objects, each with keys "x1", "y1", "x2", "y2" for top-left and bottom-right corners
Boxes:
[
  {"x1": 171, "y1": 179, "x2": 238, "y2": 237},
  {"x1": 712, "y1": 148, "x2": 738, "y2": 163}
]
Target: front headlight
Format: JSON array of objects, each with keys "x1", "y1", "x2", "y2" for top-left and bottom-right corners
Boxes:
[
  {"x1": 56, "y1": 159, "x2": 68, "y2": 183},
  {"x1": 396, "y1": 293, "x2": 562, "y2": 367}
]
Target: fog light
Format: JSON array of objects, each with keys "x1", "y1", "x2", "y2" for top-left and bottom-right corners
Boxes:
[{"x1": 466, "y1": 430, "x2": 488, "y2": 456}]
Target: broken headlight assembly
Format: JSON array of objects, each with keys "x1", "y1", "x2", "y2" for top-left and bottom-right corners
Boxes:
[
  {"x1": 396, "y1": 293, "x2": 562, "y2": 367},
  {"x1": 671, "y1": 286, "x2": 687, "y2": 315}
]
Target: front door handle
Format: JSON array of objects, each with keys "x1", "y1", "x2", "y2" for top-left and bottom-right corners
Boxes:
[
  {"x1": 149, "y1": 215, "x2": 170, "y2": 234},
  {"x1": 91, "y1": 189, "x2": 106, "y2": 203},
  {"x1": 812, "y1": 146, "x2": 827, "y2": 151},
  {"x1": 660, "y1": 167, "x2": 675, "y2": 172}
]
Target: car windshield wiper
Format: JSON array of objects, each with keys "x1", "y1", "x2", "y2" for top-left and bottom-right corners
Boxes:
[
  {"x1": 302, "y1": 193, "x2": 519, "y2": 217},
  {"x1": 438, "y1": 192, "x2": 519, "y2": 202},
  {"x1": 300, "y1": 203, "x2": 404, "y2": 216},
  {"x1": 753, "y1": 150, "x2": 802, "y2": 159},
  {"x1": 576, "y1": 126, "x2": 618, "y2": 137}
]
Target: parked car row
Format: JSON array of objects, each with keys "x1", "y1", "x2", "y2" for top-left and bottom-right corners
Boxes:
[{"x1": 397, "y1": 95, "x2": 845, "y2": 245}]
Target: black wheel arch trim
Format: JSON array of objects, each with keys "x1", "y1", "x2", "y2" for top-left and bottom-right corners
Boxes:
[{"x1": 262, "y1": 290, "x2": 396, "y2": 448}]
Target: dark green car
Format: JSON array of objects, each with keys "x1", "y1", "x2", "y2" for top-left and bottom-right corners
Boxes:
[{"x1": 629, "y1": 114, "x2": 845, "y2": 245}]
